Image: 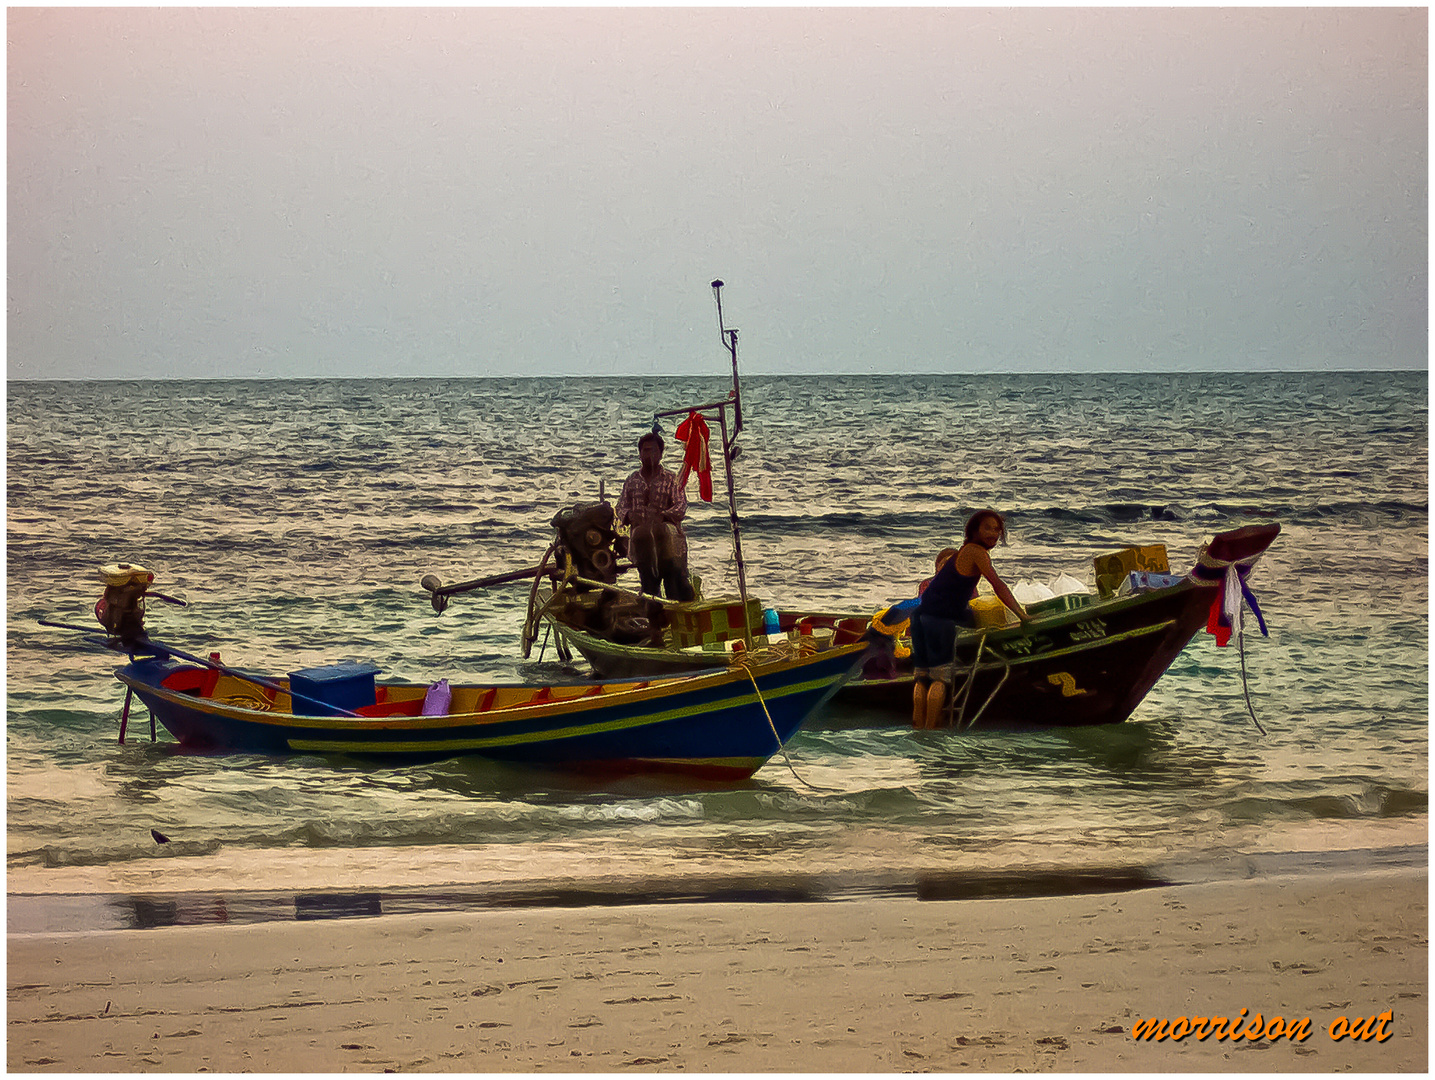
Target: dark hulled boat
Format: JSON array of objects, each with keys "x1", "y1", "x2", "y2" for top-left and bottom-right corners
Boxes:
[{"x1": 522, "y1": 522, "x2": 1280, "y2": 729}]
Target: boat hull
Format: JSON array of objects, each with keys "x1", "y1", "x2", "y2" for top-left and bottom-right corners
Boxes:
[
  {"x1": 115, "y1": 643, "x2": 867, "y2": 780},
  {"x1": 837, "y1": 582, "x2": 1215, "y2": 727},
  {"x1": 556, "y1": 621, "x2": 735, "y2": 680},
  {"x1": 555, "y1": 585, "x2": 1211, "y2": 727},
  {"x1": 540, "y1": 523, "x2": 1280, "y2": 729}
]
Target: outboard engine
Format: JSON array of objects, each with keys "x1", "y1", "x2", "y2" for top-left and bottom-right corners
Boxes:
[
  {"x1": 94, "y1": 563, "x2": 154, "y2": 648},
  {"x1": 549, "y1": 501, "x2": 621, "y2": 585}
]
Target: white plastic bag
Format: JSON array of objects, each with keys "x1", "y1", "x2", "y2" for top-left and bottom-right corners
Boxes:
[{"x1": 1050, "y1": 573, "x2": 1091, "y2": 596}]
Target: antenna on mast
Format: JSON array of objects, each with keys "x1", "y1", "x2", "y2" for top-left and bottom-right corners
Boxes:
[{"x1": 712, "y1": 279, "x2": 741, "y2": 436}]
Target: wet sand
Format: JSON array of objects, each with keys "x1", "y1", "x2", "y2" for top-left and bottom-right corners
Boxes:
[{"x1": 8, "y1": 869, "x2": 1425, "y2": 1073}]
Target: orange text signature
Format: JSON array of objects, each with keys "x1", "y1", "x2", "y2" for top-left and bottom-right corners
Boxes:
[{"x1": 1132, "y1": 1008, "x2": 1394, "y2": 1044}]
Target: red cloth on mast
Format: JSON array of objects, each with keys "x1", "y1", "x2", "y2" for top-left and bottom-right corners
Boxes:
[{"x1": 674, "y1": 410, "x2": 713, "y2": 502}]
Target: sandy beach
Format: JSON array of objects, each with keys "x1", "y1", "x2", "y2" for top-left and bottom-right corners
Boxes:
[{"x1": 8, "y1": 868, "x2": 1425, "y2": 1073}]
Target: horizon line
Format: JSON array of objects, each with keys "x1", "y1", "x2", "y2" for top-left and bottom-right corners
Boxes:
[{"x1": 8, "y1": 367, "x2": 1427, "y2": 384}]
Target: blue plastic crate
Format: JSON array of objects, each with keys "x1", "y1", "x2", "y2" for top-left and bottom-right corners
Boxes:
[{"x1": 288, "y1": 661, "x2": 380, "y2": 716}]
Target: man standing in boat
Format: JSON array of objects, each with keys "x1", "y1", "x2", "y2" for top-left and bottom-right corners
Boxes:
[{"x1": 617, "y1": 431, "x2": 695, "y2": 602}]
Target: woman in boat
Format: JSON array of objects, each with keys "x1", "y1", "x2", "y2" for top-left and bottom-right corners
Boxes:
[{"x1": 911, "y1": 509, "x2": 1030, "y2": 729}]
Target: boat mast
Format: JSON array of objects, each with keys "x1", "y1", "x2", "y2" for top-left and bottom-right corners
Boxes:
[
  {"x1": 712, "y1": 278, "x2": 743, "y2": 438},
  {"x1": 651, "y1": 279, "x2": 754, "y2": 644}
]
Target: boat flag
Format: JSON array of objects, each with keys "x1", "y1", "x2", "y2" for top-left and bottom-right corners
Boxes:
[
  {"x1": 1204, "y1": 561, "x2": 1269, "y2": 647},
  {"x1": 675, "y1": 410, "x2": 713, "y2": 502}
]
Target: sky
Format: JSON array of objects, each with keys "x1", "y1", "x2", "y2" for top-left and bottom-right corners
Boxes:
[{"x1": 7, "y1": 7, "x2": 1428, "y2": 379}]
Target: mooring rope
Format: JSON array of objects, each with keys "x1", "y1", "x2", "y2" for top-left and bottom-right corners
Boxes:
[
  {"x1": 1236, "y1": 605, "x2": 1267, "y2": 736},
  {"x1": 731, "y1": 653, "x2": 839, "y2": 794}
]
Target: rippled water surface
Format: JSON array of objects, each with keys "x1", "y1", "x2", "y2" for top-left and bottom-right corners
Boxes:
[{"x1": 7, "y1": 373, "x2": 1427, "y2": 893}]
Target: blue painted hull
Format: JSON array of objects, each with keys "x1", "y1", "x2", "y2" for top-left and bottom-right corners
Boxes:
[{"x1": 115, "y1": 643, "x2": 867, "y2": 779}]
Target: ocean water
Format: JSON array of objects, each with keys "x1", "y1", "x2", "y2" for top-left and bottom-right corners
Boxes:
[{"x1": 6, "y1": 373, "x2": 1427, "y2": 910}]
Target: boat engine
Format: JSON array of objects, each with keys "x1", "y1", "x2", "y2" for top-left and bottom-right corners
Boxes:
[
  {"x1": 550, "y1": 501, "x2": 622, "y2": 585},
  {"x1": 94, "y1": 563, "x2": 155, "y2": 648}
]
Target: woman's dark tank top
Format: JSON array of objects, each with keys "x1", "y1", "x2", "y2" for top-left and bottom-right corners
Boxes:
[{"x1": 918, "y1": 551, "x2": 981, "y2": 620}]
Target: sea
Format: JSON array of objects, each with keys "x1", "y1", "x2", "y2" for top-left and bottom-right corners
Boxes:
[{"x1": 6, "y1": 372, "x2": 1427, "y2": 931}]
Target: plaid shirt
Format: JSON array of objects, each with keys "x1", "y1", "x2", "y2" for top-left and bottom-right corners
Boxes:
[{"x1": 617, "y1": 466, "x2": 688, "y2": 555}]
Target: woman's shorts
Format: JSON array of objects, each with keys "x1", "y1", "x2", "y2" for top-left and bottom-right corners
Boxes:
[{"x1": 911, "y1": 612, "x2": 958, "y2": 678}]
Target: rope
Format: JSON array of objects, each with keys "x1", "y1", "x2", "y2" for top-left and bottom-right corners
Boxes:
[
  {"x1": 218, "y1": 693, "x2": 273, "y2": 712},
  {"x1": 724, "y1": 637, "x2": 819, "y2": 665},
  {"x1": 732, "y1": 655, "x2": 838, "y2": 794},
  {"x1": 1237, "y1": 605, "x2": 1268, "y2": 736}
]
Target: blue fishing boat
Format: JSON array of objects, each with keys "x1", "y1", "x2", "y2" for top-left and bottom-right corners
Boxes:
[{"x1": 97, "y1": 632, "x2": 867, "y2": 780}]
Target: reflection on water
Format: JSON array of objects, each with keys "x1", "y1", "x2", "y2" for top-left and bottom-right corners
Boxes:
[
  {"x1": 130, "y1": 895, "x2": 229, "y2": 929},
  {"x1": 906, "y1": 720, "x2": 1223, "y2": 790},
  {"x1": 913, "y1": 866, "x2": 1169, "y2": 901},
  {"x1": 295, "y1": 892, "x2": 383, "y2": 921},
  {"x1": 9, "y1": 841, "x2": 1422, "y2": 934}
]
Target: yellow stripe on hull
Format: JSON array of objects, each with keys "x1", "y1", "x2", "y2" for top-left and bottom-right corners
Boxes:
[{"x1": 284, "y1": 674, "x2": 836, "y2": 754}]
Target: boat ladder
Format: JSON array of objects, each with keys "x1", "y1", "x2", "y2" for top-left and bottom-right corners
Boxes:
[{"x1": 946, "y1": 633, "x2": 1012, "y2": 731}]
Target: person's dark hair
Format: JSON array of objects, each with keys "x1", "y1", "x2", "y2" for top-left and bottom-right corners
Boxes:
[
  {"x1": 964, "y1": 509, "x2": 1007, "y2": 545},
  {"x1": 638, "y1": 431, "x2": 664, "y2": 453}
]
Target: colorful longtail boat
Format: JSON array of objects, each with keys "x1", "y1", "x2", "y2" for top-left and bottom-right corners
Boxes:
[{"x1": 106, "y1": 638, "x2": 867, "y2": 779}]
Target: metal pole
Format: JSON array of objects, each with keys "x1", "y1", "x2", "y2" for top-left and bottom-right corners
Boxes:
[
  {"x1": 139, "y1": 635, "x2": 367, "y2": 718},
  {"x1": 712, "y1": 279, "x2": 742, "y2": 436},
  {"x1": 717, "y1": 404, "x2": 754, "y2": 645},
  {"x1": 118, "y1": 687, "x2": 133, "y2": 745},
  {"x1": 727, "y1": 327, "x2": 742, "y2": 436}
]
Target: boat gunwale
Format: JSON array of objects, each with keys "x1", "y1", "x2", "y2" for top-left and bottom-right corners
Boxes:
[
  {"x1": 114, "y1": 641, "x2": 868, "y2": 734},
  {"x1": 548, "y1": 578, "x2": 1207, "y2": 659}
]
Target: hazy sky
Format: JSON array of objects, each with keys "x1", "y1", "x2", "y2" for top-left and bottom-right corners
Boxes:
[{"x1": 8, "y1": 7, "x2": 1427, "y2": 379}]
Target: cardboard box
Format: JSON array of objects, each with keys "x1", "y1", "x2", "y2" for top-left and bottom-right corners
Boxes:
[
  {"x1": 1094, "y1": 545, "x2": 1170, "y2": 597},
  {"x1": 288, "y1": 662, "x2": 380, "y2": 716}
]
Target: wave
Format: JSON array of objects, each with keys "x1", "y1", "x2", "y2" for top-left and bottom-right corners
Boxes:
[{"x1": 699, "y1": 499, "x2": 1425, "y2": 539}]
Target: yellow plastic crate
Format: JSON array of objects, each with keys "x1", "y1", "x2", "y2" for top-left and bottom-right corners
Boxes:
[{"x1": 969, "y1": 595, "x2": 1017, "y2": 629}]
